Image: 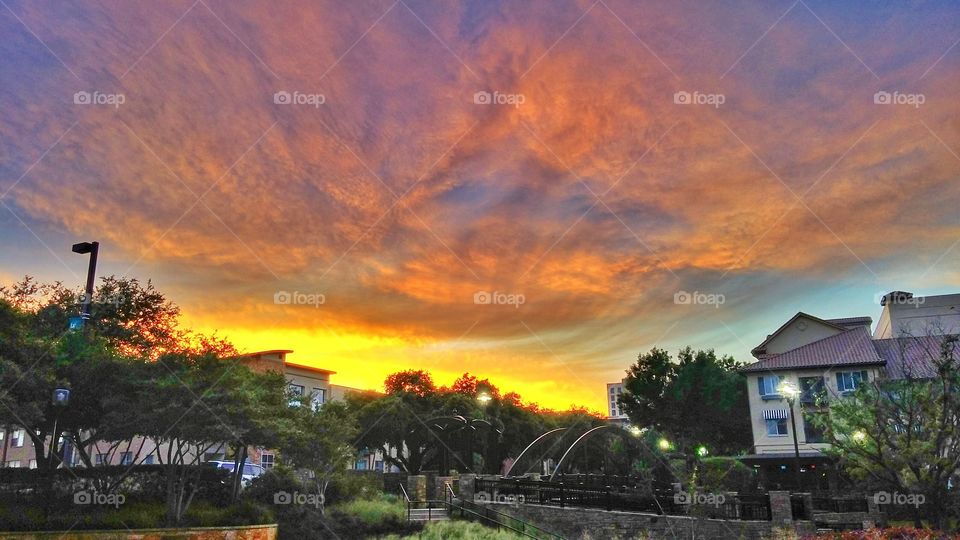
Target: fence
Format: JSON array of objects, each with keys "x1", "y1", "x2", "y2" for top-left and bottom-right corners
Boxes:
[
  {"x1": 812, "y1": 496, "x2": 868, "y2": 514},
  {"x1": 475, "y1": 477, "x2": 771, "y2": 521}
]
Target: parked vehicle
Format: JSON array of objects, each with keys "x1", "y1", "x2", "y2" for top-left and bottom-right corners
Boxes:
[{"x1": 206, "y1": 460, "x2": 265, "y2": 487}]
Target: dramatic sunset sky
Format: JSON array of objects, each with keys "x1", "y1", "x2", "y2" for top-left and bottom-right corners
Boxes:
[{"x1": 1, "y1": 0, "x2": 958, "y2": 411}]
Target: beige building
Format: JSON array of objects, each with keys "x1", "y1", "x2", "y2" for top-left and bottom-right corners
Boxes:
[{"x1": 740, "y1": 290, "x2": 959, "y2": 491}]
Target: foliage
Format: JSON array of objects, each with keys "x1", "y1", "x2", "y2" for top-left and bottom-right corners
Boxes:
[
  {"x1": 810, "y1": 334, "x2": 960, "y2": 530},
  {"x1": 0, "y1": 275, "x2": 294, "y2": 526},
  {"x1": 383, "y1": 520, "x2": 527, "y2": 540},
  {"x1": 331, "y1": 493, "x2": 405, "y2": 525},
  {"x1": 695, "y1": 457, "x2": 758, "y2": 493},
  {"x1": 0, "y1": 500, "x2": 273, "y2": 532},
  {"x1": 281, "y1": 399, "x2": 360, "y2": 513},
  {"x1": 619, "y1": 347, "x2": 753, "y2": 456},
  {"x1": 351, "y1": 370, "x2": 606, "y2": 475},
  {"x1": 802, "y1": 527, "x2": 960, "y2": 540}
]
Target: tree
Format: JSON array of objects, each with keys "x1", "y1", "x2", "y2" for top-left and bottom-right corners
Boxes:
[
  {"x1": 281, "y1": 400, "x2": 359, "y2": 514},
  {"x1": 811, "y1": 334, "x2": 960, "y2": 530},
  {"x1": 619, "y1": 347, "x2": 752, "y2": 456}
]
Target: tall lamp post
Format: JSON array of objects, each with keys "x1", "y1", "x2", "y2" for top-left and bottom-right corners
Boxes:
[
  {"x1": 71, "y1": 241, "x2": 99, "y2": 324},
  {"x1": 778, "y1": 380, "x2": 802, "y2": 491}
]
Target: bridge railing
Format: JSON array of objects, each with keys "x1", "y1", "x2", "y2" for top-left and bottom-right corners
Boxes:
[{"x1": 474, "y1": 477, "x2": 772, "y2": 521}]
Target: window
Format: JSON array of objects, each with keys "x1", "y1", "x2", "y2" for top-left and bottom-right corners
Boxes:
[
  {"x1": 799, "y1": 376, "x2": 826, "y2": 404},
  {"x1": 758, "y1": 376, "x2": 783, "y2": 398},
  {"x1": 288, "y1": 384, "x2": 305, "y2": 407},
  {"x1": 28, "y1": 460, "x2": 36, "y2": 469},
  {"x1": 6, "y1": 461, "x2": 20, "y2": 468},
  {"x1": 837, "y1": 370, "x2": 868, "y2": 393},
  {"x1": 11, "y1": 429, "x2": 24, "y2": 448},
  {"x1": 120, "y1": 452, "x2": 133, "y2": 466},
  {"x1": 143, "y1": 455, "x2": 154, "y2": 465},
  {"x1": 261, "y1": 453, "x2": 275, "y2": 470},
  {"x1": 803, "y1": 412, "x2": 827, "y2": 443},
  {"x1": 766, "y1": 418, "x2": 788, "y2": 436},
  {"x1": 311, "y1": 388, "x2": 326, "y2": 410},
  {"x1": 95, "y1": 453, "x2": 109, "y2": 466}
]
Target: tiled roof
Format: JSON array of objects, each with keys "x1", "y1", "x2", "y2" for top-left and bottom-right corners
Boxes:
[
  {"x1": 874, "y1": 336, "x2": 959, "y2": 379},
  {"x1": 741, "y1": 327, "x2": 882, "y2": 373}
]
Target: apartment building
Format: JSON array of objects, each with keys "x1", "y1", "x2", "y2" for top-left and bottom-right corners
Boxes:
[{"x1": 739, "y1": 290, "x2": 959, "y2": 491}]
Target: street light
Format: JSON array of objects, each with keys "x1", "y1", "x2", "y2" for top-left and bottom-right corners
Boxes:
[
  {"x1": 778, "y1": 380, "x2": 803, "y2": 491},
  {"x1": 477, "y1": 392, "x2": 492, "y2": 405},
  {"x1": 71, "y1": 241, "x2": 100, "y2": 325},
  {"x1": 657, "y1": 437, "x2": 672, "y2": 451}
]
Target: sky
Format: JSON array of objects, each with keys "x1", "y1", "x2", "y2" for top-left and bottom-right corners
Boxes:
[{"x1": 0, "y1": 0, "x2": 958, "y2": 412}]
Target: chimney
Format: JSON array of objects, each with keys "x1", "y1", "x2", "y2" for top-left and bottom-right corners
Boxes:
[{"x1": 880, "y1": 291, "x2": 913, "y2": 306}]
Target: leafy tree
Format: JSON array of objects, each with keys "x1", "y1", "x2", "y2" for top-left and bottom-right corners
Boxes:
[
  {"x1": 811, "y1": 334, "x2": 960, "y2": 529},
  {"x1": 281, "y1": 400, "x2": 359, "y2": 514},
  {"x1": 619, "y1": 347, "x2": 752, "y2": 456}
]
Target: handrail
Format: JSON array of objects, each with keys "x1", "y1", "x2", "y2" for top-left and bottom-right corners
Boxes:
[
  {"x1": 398, "y1": 482, "x2": 411, "y2": 502},
  {"x1": 442, "y1": 481, "x2": 563, "y2": 540}
]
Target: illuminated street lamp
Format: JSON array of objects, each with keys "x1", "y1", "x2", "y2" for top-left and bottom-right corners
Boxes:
[
  {"x1": 851, "y1": 429, "x2": 867, "y2": 443},
  {"x1": 657, "y1": 437, "x2": 672, "y2": 452},
  {"x1": 696, "y1": 445, "x2": 709, "y2": 457},
  {"x1": 476, "y1": 392, "x2": 492, "y2": 405},
  {"x1": 778, "y1": 380, "x2": 803, "y2": 491}
]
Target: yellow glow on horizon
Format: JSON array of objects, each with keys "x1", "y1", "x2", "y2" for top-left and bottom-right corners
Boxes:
[{"x1": 185, "y1": 316, "x2": 607, "y2": 413}]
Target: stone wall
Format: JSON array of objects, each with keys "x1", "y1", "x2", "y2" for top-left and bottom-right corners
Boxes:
[{"x1": 480, "y1": 503, "x2": 803, "y2": 540}]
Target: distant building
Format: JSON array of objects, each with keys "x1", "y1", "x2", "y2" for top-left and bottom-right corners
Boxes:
[
  {"x1": 605, "y1": 381, "x2": 628, "y2": 424},
  {"x1": 238, "y1": 349, "x2": 398, "y2": 472}
]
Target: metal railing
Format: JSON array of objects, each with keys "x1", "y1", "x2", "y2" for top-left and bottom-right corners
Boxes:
[
  {"x1": 446, "y1": 483, "x2": 564, "y2": 540},
  {"x1": 812, "y1": 496, "x2": 868, "y2": 514},
  {"x1": 475, "y1": 477, "x2": 772, "y2": 521}
]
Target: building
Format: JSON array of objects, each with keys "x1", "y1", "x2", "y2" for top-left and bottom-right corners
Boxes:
[
  {"x1": 605, "y1": 381, "x2": 627, "y2": 421},
  {"x1": 739, "y1": 290, "x2": 959, "y2": 491},
  {"x1": 238, "y1": 349, "x2": 396, "y2": 472}
]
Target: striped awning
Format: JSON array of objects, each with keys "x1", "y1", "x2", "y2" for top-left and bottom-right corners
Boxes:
[{"x1": 763, "y1": 409, "x2": 789, "y2": 420}]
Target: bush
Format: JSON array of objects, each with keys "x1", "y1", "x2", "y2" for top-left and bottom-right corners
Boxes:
[
  {"x1": 802, "y1": 527, "x2": 960, "y2": 540},
  {"x1": 383, "y1": 520, "x2": 526, "y2": 539},
  {"x1": 697, "y1": 457, "x2": 758, "y2": 493},
  {"x1": 332, "y1": 493, "x2": 404, "y2": 524},
  {"x1": 326, "y1": 471, "x2": 383, "y2": 505},
  {"x1": 0, "y1": 500, "x2": 272, "y2": 532}
]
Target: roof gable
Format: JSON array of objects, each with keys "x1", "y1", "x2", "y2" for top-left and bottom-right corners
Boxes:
[
  {"x1": 742, "y1": 326, "x2": 883, "y2": 373},
  {"x1": 751, "y1": 312, "x2": 850, "y2": 358}
]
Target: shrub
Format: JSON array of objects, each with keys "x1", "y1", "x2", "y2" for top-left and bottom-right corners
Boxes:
[
  {"x1": 383, "y1": 520, "x2": 526, "y2": 539},
  {"x1": 697, "y1": 457, "x2": 758, "y2": 493},
  {"x1": 802, "y1": 527, "x2": 960, "y2": 540},
  {"x1": 333, "y1": 493, "x2": 404, "y2": 524}
]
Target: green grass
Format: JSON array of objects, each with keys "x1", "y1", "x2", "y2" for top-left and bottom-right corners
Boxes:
[
  {"x1": 330, "y1": 493, "x2": 405, "y2": 525},
  {"x1": 384, "y1": 520, "x2": 527, "y2": 540}
]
